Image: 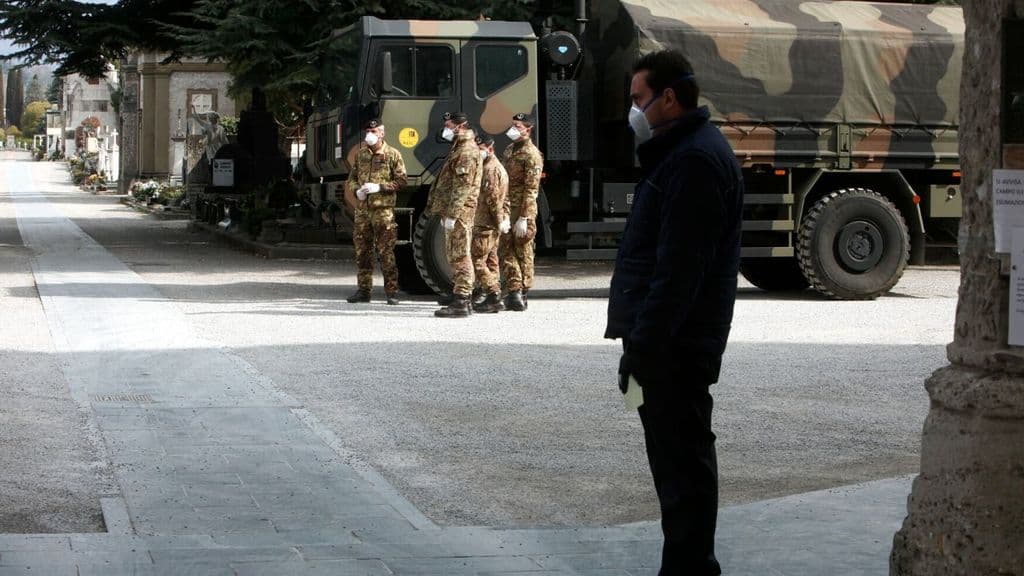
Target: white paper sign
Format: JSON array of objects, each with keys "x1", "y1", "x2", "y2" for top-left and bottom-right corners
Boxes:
[
  {"x1": 1010, "y1": 228, "x2": 1024, "y2": 346},
  {"x1": 212, "y1": 159, "x2": 234, "y2": 187},
  {"x1": 993, "y1": 170, "x2": 1024, "y2": 252}
]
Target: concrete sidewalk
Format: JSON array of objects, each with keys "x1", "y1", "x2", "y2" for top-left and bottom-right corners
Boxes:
[{"x1": 2, "y1": 158, "x2": 910, "y2": 575}]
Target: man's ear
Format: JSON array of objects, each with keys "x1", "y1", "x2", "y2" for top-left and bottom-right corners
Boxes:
[{"x1": 662, "y1": 87, "x2": 678, "y2": 109}]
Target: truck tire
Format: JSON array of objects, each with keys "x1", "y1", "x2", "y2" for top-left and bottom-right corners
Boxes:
[
  {"x1": 740, "y1": 257, "x2": 809, "y2": 291},
  {"x1": 412, "y1": 212, "x2": 454, "y2": 295},
  {"x1": 797, "y1": 189, "x2": 909, "y2": 300}
]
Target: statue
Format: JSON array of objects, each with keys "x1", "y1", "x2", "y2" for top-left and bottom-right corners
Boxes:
[{"x1": 190, "y1": 105, "x2": 229, "y2": 161}]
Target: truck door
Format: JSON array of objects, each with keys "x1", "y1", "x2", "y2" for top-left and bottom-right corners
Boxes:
[{"x1": 365, "y1": 41, "x2": 459, "y2": 181}]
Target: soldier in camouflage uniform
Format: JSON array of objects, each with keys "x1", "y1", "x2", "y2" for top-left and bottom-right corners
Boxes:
[
  {"x1": 471, "y1": 134, "x2": 510, "y2": 313},
  {"x1": 500, "y1": 113, "x2": 544, "y2": 312},
  {"x1": 344, "y1": 119, "x2": 408, "y2": 305},
  {"x1": 432, "y1": 112, "x2": 482, "y2": 318}
]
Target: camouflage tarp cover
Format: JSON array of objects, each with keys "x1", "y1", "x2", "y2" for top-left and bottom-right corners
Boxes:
[{"x1": 617, "y1": 0, "x2": 964, "y2": 127}]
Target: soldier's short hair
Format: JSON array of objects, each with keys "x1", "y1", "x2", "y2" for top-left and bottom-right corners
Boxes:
[
  {"x1": 475, "y1": 134, "x2": 495, "y2": 147},
  {"x1": 632, "y1": 50, "x2": 699, "y2": 109},
  {"x1": 444, "y1": 111, "x2": 469, "y2": 124},
  {"x1": 363, "y1": 118, "x2": 383, "y2": 130},
  {"x1": 511, "y1": 112, "x2": 534, "y2": 128}
]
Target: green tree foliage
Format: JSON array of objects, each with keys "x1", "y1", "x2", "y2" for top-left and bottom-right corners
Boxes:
[
  {"x1": 0, "y1": 1, "x2": 199, "y2": 78},
  {"x1": 6, "y1": 125, "x2": 22, "y2": 138},
  {"x1": 47, "y1": 76, "x2": 62, "y2": 104},
  {"x1": 20, "y1": 100, "x2": 50, "y2": 136}
]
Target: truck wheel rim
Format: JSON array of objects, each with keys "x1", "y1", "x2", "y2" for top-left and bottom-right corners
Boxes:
[{"x1": 837, "y1": 220, "x2": 884, "y2": 272}]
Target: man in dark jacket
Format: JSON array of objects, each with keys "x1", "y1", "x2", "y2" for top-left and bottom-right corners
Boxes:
[{"x1": 605, "y1": 50, "x2": 744, "y2": 575}]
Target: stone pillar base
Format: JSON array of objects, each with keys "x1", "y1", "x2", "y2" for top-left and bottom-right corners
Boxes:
[{"x1": 891, "y1": 364, "x2": 1024, "y2": 575}]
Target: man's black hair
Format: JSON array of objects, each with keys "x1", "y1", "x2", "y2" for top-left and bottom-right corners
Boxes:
[{"x1": 632, "y1": 50, "x2": 699, "y2": 109}]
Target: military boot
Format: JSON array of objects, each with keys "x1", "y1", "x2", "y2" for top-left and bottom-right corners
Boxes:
[
  {"x1": 436, "y1": 292, "x2": 455, "y2": 306},
  {"x1": 434, "y1": 296, "x2": 472, "y2": 318},
  {"x1": 346, "y1": 289, "x2": 370, "y2": 303},
  {"x1": 506, "y1": 290, "x2": 526, "y2": 312},
  {"x1": 470, "y1": 287, "x2": 485, "y2": 307},
  {"x1": 522, "y1": 289, "x2": 529, "y2": 310},
  {"x1": 386, "y1": 292, "x2": 400, "y2": 306},
  {"x1": 473, "y1": 292, "x2": 504, "y2": 313}
]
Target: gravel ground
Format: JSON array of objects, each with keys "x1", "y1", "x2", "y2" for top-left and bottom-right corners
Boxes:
[
  {"x1": 0, "y1": 153, "x2": 118, "y2": 533},
  {"x1": 6, "y1": 157, "x2": 959, "y2": 528}
]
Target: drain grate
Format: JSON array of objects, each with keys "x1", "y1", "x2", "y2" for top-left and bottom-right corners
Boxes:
[{"x1": 91, "y1": 394, "x2": 153, "y2": 403}]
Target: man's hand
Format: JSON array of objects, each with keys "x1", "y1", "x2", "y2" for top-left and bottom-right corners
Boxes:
[
  {"x1": 499, "y1": 217, "x2": 511, "y2": 235},
  {"x1": 443, "y1": 217, "x2": 456, "y2": 232},
  {"x1": 514, "y1": 217, "x2": 529, "y2": 238},
  {"x1": 617, "y1": 354, "x2": 632, "y2": 394}
]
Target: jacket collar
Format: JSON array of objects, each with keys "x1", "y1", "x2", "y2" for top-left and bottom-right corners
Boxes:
[
  {"x1": 368, "y1": 141, "x2": 391, "y2": 156},
  {"x1": 636, "y1": 106, "x2": 711, "y2": 173}
]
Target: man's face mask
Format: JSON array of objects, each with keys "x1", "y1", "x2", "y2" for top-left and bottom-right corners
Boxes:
[
  {"x1": 441, "y1": 127, "x2": 455, "y2": 142},
  {"x1": 628, "y1": 73, "x2": 695, "y2": 145},
  {"x1": 628, "y1": 94, "x2": 660, "y2": 145},
  {"x1": 364, "y1": 131, "x2": 380, "y2": 147}
]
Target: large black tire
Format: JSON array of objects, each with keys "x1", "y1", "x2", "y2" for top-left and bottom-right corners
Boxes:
[
  {"x1": 740, "y1": 257, "x2": 809, "y2": 291},
  {"x1": 797, "y1": 188, "x2": 909, "y2": 300},
  {"x1": 412, "y1": 213, "x2": 454, "y2": 295}
]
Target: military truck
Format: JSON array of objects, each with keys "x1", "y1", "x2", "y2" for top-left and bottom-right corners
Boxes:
[{"x1": 305, "y1": 0, "x2": 964, "y2": 299}]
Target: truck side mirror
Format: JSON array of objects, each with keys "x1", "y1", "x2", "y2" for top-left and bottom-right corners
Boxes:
[{"x1": 381, "y1": 52, "x2": 394, "y2": 95}]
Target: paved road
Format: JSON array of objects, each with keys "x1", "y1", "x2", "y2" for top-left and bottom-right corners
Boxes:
[
  {"x1": 0, "y1": 153, "x2": 957, "y2": 574},
  {"x1": 63, "y1": 178, "x2": 955, "y2": 527}
]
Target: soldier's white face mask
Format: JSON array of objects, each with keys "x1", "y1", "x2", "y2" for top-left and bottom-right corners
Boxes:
[
  {"x1": 479, "y1": 150, "x2": 488, "y2": 161},
  {"x1": 364, "y1": 132, "x2": 379, "y2": 147},
  {"x1": 506, "y1": 127, "x2": 522, "y2": 141},
  {"x1": 441, "y1": 127, "x2": 455, "y2": 142}
]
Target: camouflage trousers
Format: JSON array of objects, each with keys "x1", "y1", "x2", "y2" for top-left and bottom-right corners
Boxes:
[
  {"x1": 471, "y1": 227, "x2": 501, "y2": 295},
  {"x1": 500, "y1": 219, "x2": 536, "y2": 292},
  {"x1": 446, "y1": 219, "x2": 474, "y2": 297},
  {"x1": 354, "y1": 207, "x2": 399, "y2": 293}
]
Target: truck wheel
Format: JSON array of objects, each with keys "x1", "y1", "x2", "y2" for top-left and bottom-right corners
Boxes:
[
  {"x1": 740, "y1": 257, "x2": 809, "y2": 291},
  {"x1": 412, "y1": 212, "x2": 454, "y2": 295},
  {"x1": 797, "y1": 189, "x2": 909, "y2": 300}
]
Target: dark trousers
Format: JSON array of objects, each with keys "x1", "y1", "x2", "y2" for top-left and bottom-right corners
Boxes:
[{"x1": 638, "y1": 385, "x2": 721, "y2": 576}]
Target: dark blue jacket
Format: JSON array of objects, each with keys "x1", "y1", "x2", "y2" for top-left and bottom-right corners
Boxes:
[{"x1": 605, "y1": 106, "x2": 744, "y2": 385}]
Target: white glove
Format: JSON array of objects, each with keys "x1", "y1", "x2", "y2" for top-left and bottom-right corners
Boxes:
[
  {"x1": 364, "y1": 182, "x2": 381, "y2": 194},
  {"x1": 443, "y1": 217, "x2": 456, "y2": 232},
  {"x1": 499, "y1": 217, "x2": 511, "y2": 235},
  {"x1": 514, "y1": 216, "x2": 529, "y2": 238},
  {"x1": 356, "y1": 186, "x2": 367, "y2": 201}
]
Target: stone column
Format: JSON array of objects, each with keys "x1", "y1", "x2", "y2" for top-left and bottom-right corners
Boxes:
[
  {"x1": 119, "y1": 60, "x2": 140, "y2": 194},
  {"x1": 891, "y1": 1, "x2": 1024, "y2": 574}
]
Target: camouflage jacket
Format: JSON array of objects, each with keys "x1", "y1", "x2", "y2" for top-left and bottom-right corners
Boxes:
[
  {"x1": 474, "y1": 154, "x2": 509, "y2": 230},
  {"x1": 502, "y1": 138, "x2": 543, "y2": 220},
  {"x1": 434, "y1": 131, "x2": 482, "y2": 222},
  {"x1": 345, "y1": 141, "x2": 407, "y2": 210}
]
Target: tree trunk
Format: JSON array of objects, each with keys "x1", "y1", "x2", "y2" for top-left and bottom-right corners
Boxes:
[{"x1": 891, "y1": 1, "x2": 1024, "y2": 574}]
